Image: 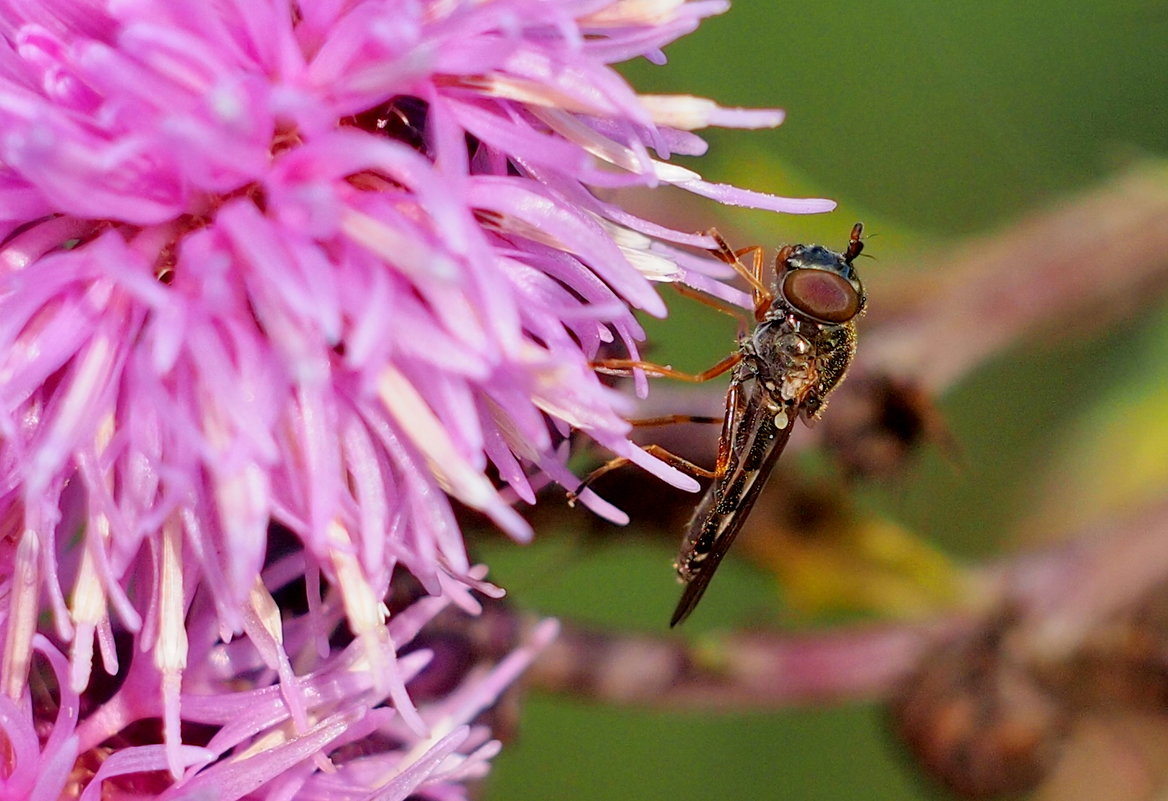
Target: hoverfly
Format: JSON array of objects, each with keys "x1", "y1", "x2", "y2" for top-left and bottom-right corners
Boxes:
[{"x1": 587, "y1": 224, "x2": 867, "y2": 625}]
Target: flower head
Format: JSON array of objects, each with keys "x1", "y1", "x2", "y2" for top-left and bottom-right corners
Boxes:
[{"x1": 0, "y1": 0, "x2": 831, "y2": 796}]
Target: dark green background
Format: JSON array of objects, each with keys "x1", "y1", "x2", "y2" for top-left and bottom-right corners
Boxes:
[
  {"x1": 482, "y1": 2, "x2": 1168, "y2": 799},
  {"x1": 628, "y1": 0, "x2": 1168, "y2": 238}
]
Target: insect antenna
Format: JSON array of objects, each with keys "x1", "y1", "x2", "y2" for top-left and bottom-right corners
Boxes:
[{"x1": 844, "y1": 222, "x2": 865, "y2": 264}]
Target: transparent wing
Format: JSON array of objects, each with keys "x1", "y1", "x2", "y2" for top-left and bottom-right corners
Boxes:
[{"x1": 671, "y1": 380, "x2": 796, "y2": 626}]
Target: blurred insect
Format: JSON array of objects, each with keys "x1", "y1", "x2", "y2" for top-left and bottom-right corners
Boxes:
[
  {"x1": 584, "y1": 224, "x2": 868, "y2": 625},
  {"x1": 890, "y1": 592, "x2": 1168, "y2": 798},
  {"x1": 821, "y1": 374, "x2": 958, "y2": 480},
  {"x1": 890, "y1": 616, "x2": 1071, "y2": 798}
]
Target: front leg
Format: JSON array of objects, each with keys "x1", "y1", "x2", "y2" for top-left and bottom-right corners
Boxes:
[{"x1": 591, "y1": 352, "x2": 743, "y2": 383}]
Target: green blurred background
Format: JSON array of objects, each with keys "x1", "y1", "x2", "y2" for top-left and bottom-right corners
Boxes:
[{"x1": 481, "y1": 2, "x2": 1168, "y2": 799}]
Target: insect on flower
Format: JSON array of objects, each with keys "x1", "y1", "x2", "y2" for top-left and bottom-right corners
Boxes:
[{"x1": 584, "y1": 224, "x2": 868, "y2": 625}]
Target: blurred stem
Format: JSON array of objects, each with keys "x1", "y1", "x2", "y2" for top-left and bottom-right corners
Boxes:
[
  {"x1": 861, "y1": 160, "x2": 1168, "y2": 393},
  {"x1": 526, "y1": 616, "x2": 956, "y2": 709},
  {"x1": 1009, "y1": 496, "x2": 1168, "y2": 659},
  {"x1": 526, "y1": 469, "x2": 1168, "y2": 712}
]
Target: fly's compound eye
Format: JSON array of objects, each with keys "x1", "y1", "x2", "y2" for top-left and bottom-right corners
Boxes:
[{"x1": 782, "y1": 268, "x2": 862, "y2": 324}]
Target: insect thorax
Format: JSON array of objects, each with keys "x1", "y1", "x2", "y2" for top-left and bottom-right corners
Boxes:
[{"x1": 748, "y1": 311, "x2": 856, "y2": 419}]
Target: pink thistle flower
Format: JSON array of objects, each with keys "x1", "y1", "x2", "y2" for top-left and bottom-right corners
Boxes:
[{"x1": 0, "y1": 0, "x2": 833, "y2": 796}]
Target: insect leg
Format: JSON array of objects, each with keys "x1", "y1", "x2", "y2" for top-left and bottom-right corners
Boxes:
[
  {"x1": 707, "y1": 229, "x2": 774, "y2": 317},
  {"x1": 735, "y1": 245, "x2": 775, "y2": 321},
  {"x1": 671, "y1": 283, "x2": 750, "y2": 321},
  {"x1": 569, "y1": 407, "x2": 728, "y2": 504},
  {"x1": 591, "y1": 351, "x2": 743, "y2": 383},
  {"x1": 627, "y1": 414, "x2": 722, "y2": 427},
  {"x1": 567, "y1": 443, "x2": 716, "y2": 505}
]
